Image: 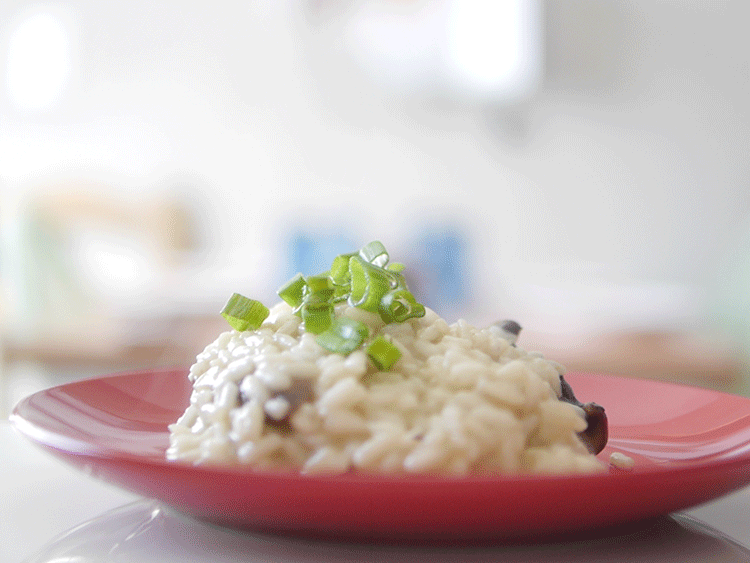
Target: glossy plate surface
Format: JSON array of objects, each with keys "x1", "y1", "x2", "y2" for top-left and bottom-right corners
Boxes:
[{"x1": 11, "y1": 369, "x2": 750, "y2": 542}]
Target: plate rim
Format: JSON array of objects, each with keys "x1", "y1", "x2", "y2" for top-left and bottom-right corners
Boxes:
[{"x1": 10, "y1": 367, "x2": 750, "y2": 485}]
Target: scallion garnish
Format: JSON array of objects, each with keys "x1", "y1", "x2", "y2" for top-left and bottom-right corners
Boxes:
[
  {"x1": 221, "y1": 293, "x2": 270, "y2": 332},
  {"x1": 277, "y1": 273, "x2": 306, "y2": 308},
  {"x1": 222, "y1": 241, "x2": 426, "y2": 369},
  {"x1": 367, "y1": 336, "x2": 402, "y2": 370},
  {"x1": 301, "y1": 301, "x2": 334, "y2": 334},
  {"x1": 348, "y1": 256, "x2": 392, "y2": 312},
  {"x1": 305, "y1": 274, "x2": 335, "y2": 301},
  {"x1": 358, "y1": 240, "x2": 389, "y2": 267},
  {"x1": 316, "y1": 317, "x2": 369, "y2": 355},
  {"x1": 329, "y1": 252, "x2": 356, "y2": 287},
  {"x1": 379, "y1": 288, "x2": 425, "y2": 323}
]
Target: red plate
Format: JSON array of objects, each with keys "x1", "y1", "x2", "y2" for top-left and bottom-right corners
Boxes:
[{"x1": 11, "y1": 369, "x2": 750, "y2": 542}]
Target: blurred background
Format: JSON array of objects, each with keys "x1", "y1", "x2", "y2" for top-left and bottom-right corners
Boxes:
[{"x1": 1, "y1": 0, "x2": 749, "y2": 417}]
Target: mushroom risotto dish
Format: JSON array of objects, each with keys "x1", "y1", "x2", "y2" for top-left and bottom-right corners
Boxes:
[{"x1": 167, "y1": 242, "x2": 608, "y2": 475}]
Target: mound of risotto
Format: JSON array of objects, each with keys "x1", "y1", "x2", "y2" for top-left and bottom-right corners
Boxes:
[{"x1": 167, "y1": 242, "x2": 607, "y2": 475}]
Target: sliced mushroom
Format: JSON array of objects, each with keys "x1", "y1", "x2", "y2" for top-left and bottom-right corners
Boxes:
[
  {"x1": 494, "y1": 319, "x2": 522, "y2": 345},
  {"x1": 559, "y1": 374, "x2": 608, "y2": 455},
  {"x1": 263, "y1": 378, "x2": 315, "y2": 432}
]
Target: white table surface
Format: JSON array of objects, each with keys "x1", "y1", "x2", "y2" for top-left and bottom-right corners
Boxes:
[
  {"x1": 4, "y1": 420, "x2": 750, "y2": 563},
  {"x1": 1, "y1": 421, "x2": 140, "y2": 563}
]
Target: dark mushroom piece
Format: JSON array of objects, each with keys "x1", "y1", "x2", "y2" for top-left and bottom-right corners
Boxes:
[
  {"x1": 559, "y1": 374, "x2": 608, "y2": 455},
  {"x1": 240, "y1": 377, "x2": 315, "y2": 433},
  {"x1": 267, "y1": 377, "x2": 314, "y2": 432},
  {"x1": 495, "y1": 319, "x2": 522, "y2": 346}
]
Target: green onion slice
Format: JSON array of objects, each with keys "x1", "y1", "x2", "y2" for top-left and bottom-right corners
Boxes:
[
  {"x1": 305, "y1": 274, "x2": 334, "y2": 301},
  {"x1": 367, "y1": 336, "x2": 402, "y2": 371},
  {"x1": 348, "y1": 256, "x2": 392, "y2": 312},
  {"x1": 316, "y1": 317, "x2": 369, "y2": 355},
  {"x1": 277, "y1": 273, "x2": 306, "y2": 308},
  {"x1": 379, "y1": 289, "x2": 425, "y2": 323},
  {"x1": 224, "y1": 243, "x2": 426, "y2": 359},
  {"x1": 329, "y1": 253, "x2": 356, "y2": 286},
  {"x1": 359, "y1": 240, "x2": 389, "y2": 267},
  {"x1": 387, "y1": 270, "x2": 408, "y2": 290},
  {"x1": 301, "y1": 301, "x2": 333, "y2": 334},
  {"x1": 221, "y1": 293, "x2": 269, "y2": 332}
]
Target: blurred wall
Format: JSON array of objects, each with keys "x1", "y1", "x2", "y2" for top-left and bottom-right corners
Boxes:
[{"x1": 1, "y1": 0, "x2": 748, "y2": 339}]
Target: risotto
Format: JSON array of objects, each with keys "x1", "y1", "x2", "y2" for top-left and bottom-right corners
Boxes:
[{"x1": 167, "y1": 243, "x2": 606, "y2": 475}]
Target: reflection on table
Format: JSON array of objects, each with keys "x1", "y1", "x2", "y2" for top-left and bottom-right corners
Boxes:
[{"x1": 22, "y1": 499, "x2": 750, "y2": 563}]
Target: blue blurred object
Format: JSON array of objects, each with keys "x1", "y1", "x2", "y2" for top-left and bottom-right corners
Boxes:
[
  {"x1": 285, "y1": 230, "x2": 356, "y2": 280},
  {"x1": 411, "y1": 228, "x2": 470, "y2": 320}
]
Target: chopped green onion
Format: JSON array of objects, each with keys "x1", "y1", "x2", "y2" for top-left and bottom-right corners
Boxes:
[
  {"x1": 388, "y1": 270, "x2": 408, "y2": 290},
  {"x1": 277, "y1": 273, "x2": 306, "y2": 308},
  {"x1": 348, "y1": 256, "x2": 391, "y2": 312},
  {"x1": 331, "y1": 285, "x2": 350, "y2": 302},
  {"x1": 264, "y1": 242, "x2": 429, "y2": 359},
  {"x1": 359, "y1": 240, "x2": 389, "y2": 267},
  {"x1": 221, "y1": 293, "x2": 269, "y2": 332},
  {"x1": 379, "y1": 289, "x2": 425, "y2": 323},
  {"x1": 367, "y1": 336, "x2": 402, "y2": 370},
  {"x1": 316, "y1": 317, "x2": 369, "y2": 355},
  {"x1": 301, "y1": 301, "x2": 333, "y2": 334},
  {"x1": 224, "y1": 243, "x2": 426, "y2": 361},
  {"x1": 329, "y1": 253, "x2": 356, "y2": 286},
  {"x1": 305, "y1": 274, "x2": 334, "y2": 301}
]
